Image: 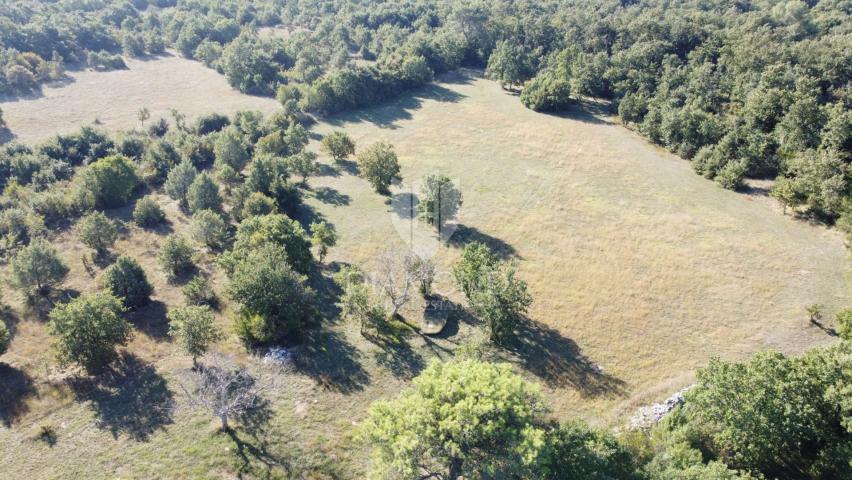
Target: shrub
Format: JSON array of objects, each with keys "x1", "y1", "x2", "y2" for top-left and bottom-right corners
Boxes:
[
  {"x1": 195, "y1": 113, "x2": 230, "y2": 135},
  {"x1": 167, "y1": 305, "x2": 222, "y2": 367},
  {"x1": 182, "y1": 275, "x2": 217, "y2": 307},
  {"x1": 836, "y1": 309, "x2": 852, "y2": 340},
  {"x1": 77, "y1": 211, "x2": 118, "y2": 256},
  {"x1": 186, "y1": 172, "x2": 222, "y2": 214},
  {"x1": 48, "y1": 292, "x2": 131, "y2": 372},
  {"x1": 357, "y1": 142, "x2": 401, "y2": 194},
  {"x1": 142, "y1": 140, "x2": 181, "y2": 183},
  {"x1": 79, "y1": 155, "x2": 139, "y2": 209},
  {"x1": 190, "y1": 209, "x2": 230, "y2": 250},
  {"x1": 310, "y1": 220, "x2": 336, "y2": 263},
  {"x1": 520, "y1": 71, "x2": 572, "y2": 112},
  {"x1": 133, "y1": 196, "x2": 166, "y2": 227},
  {"x1": 225, "y1": 213, "x2": 313, "y2": 274},
  {"x1": 11, "y1": 239, "x2": 69, "y2": 296},
  {"x1": 158, "y1": 235, "x2": 194, "y2": 280},
  {"x1": 228, "y1": 244, "x2": 315, "y2": 345},
  {"x1": 241, "y1": 191, "x2": 277, "y2": 218},
  {"x1": 163, "y1": 159, "x2": 198, "y2": 206},
  {"x1": 101, "y1": 256, "x2": 153, "y2": 309}
]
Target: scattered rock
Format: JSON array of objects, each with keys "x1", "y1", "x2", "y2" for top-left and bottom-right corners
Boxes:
[
  {"x1": 263, "y1": 346, "x2": 294, "y2": 369},
  {"x1": 629, "y1": 385, "x2": 694, "y2": 430}
]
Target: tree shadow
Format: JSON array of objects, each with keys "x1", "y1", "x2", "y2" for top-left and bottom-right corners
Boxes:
[
  {"x1": 313, "y1": 186, "x2": 350, "y2": 206},
  {"x1": 335, "y1": 159, "x2": 359, "y2": 175},
  {"x1": 447, "y1": 224, "x2": 519, "y2": 259},
  {"x1": 0, "y1": 364, "x2": 37, "y2": 427},
  {"x1": 67, "y1": 352, "x2": 174, "y2": 441},
  {"x1": 125, "y1": 300, "x2": 170, "y2": 341},
  {"x1": 0, "y1": 126, "x2": 16, "y2": 145},
  {"x1": 500, "y1": 318, "x2": 627, "y2": 398},
  {"x1": 391, "y1": 191, "x2": 418, "y2": 219},
  {"x1": 367, "y1": 323, "x2": 425, "y2": 380},
  {"x1": 307, "y1": 268, "x2": 344, "y2": 322},
  {"x1": 292, "y1": 329, "x2": 369, "y2": 394},
  {"x1": 315, "y1": 163, "x2": 341, "y2": 178},
  {"x1": 541, "y1": 100, "x2": 615, "y2": 126},
  {"x1": 324, "y1": 83, "x2": 467, "y2": 130},
  {"x1": 809, "y1": 319, "x2": 838, "y2": 337}
]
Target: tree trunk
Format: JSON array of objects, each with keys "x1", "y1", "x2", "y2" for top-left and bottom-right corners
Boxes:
[{"x1": 220, "y1": 414, "x2": 229, "y2": 432}]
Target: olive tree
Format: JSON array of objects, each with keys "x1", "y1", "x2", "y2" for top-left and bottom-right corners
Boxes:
[
  {"x1": 48, "y1": 292, "x2": 131, "y2": 373},
  {"x1": 357, "y1": 142, "x2": 401, "y2": 194}
]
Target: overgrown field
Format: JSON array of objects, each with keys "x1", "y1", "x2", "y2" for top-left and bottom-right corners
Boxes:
[{"x1": 0, "y1": 69, "x2": 849, "y2": 479}]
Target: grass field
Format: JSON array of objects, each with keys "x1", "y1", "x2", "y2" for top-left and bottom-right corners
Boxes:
[{"x1": 0, "y1": 67, "x2": 849, "y2": 479}]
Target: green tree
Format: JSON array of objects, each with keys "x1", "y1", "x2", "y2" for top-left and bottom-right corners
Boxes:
[
  {"x1": 77, "y1": 211, "x2": 118, "y2": 257},
  {"x1": 137, "y1": 107, "x2": 150, "y2": 127},
  {"x1": 228, "y1": 244, "x2": 315, "y2": 345},
  {"x1": 285, "y1": 151, "x2": 319, "y2": 186},
  {"x1": 182, "y1": 275, "x2": 217, "y2": 307},
  {"x1": 452, "y1": 241, "x2": 499, "y2": 300},
  {"x1": 486, "y1": 39, "x2": 534, "y2": 89},
  {"x1": 186, "y1": 172, "x2": 222, "y2": 214},
  {"x1": 241, "y1": 191, "x2": 277, "y2": 218},
  {"x1": 190, "y1": 209, "x2": 230, "y2": 250},
  {"x1": 79, "y1": 154, "x2": 139, "y2": 209},
  {"x1": 520, "y1": 70, "x2": 572, "y2": 112},
  {"x1": 48, "y1": 292, "x2": 131, "y2": 373},
  {"x1": 470, "y1": 263, "x2": 533, "y2": 344},
  {"x1": 225, "y1": 213, "x2": 313, "y2": 274},
  {"x1": 417, "y1": 174, "x2": 462, "y2": 234},
  {"x1": 101, "y1": 256, "x2": 153, "y2": 309},
  {"x1": 357, "y1": 142, "x2": 401, "y2": 194},
  {"x1": 133, "y1": 195, "x2": 166, "y2": 227},
  {"x1": 164, "y1": 158, "x2": 198, "y2": 207},
  {"x1": 362, "y1": 359, "x2": 547, "y2": 479},
  {"x1": 309, "y1": 220, "x2": 336, "y2": 263},
  {"x1": 534, "y1": 422, "x2": 636, "y2": 480},
  {"x1": 158, "y1": 235, "x2": 194, "y2": 280},
  {"x1": 837, "y1": 309, "x2": 852, "y2": 341},
  {"x1": 11, "y1": 239, "x2": 69, "y2": 296},
  {"x1": 168, "y1": 305, "x2": 222, "y2": 368},
  {"x1": 213, "y1": 126, "x2": 250, "y2": 173},
  {"x1": 321, "y1": 131, "x2": 356, "y2": 163}
]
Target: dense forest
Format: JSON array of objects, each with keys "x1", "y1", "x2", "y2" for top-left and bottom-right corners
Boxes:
[{"x1": 0, "y1": 1, "x2": 850, "y2": 479}]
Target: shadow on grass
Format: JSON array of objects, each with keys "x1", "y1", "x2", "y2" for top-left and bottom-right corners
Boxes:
[
  {"x1": 501, "y1": 318, "x2": 627, "y2": 398},
  {"x1": 324, "y1": 83, "x2": 467, "y2": 130},
  {"x1": 67, "y1": 352, "x2": 174, "y2": 441},
  {"x1": 313, "y1": 186, "x2": 351, "y2": 206},
  {"x1": 315, "y1": 163, "x2": 341, "y2": 178},
  {"x1": 0, "y1": 364, "x2": 37, "y2": 427},
  {"x1": 541, "y1": 99, "x2": 615, "y2": 126},
  {"x1": 126, "y1": 300, "x2": 170, "y2": 341},
  {"x1": 448, "y1": 224, "x2": 519, "y2": 259},
  {"x1": 292, "y1": 329, "x2": 369, "y2": 394},
  {"x1": 367, "y1": 321, "x2": 425, "y2": 380}
]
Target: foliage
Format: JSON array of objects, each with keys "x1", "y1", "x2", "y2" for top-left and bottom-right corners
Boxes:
[
  {"x1": 11, "y1": 239, "x2": 69, "y2": 296},
  {"x1": 0, "y1": 321, "x2": 9, "y2": 356},
  {"x1": 48, "y1": 292, "x2": 131, "y2": 373},
  {"x1": 321, "y1": 131, "x2": 356, "y2": 163},
  {"x1": 357, "y1": 142, "x2": 401, "y2": 194},
  {"x1": 241, "y1": 191, "x2": 277, "y2": 218},
  {"x1": 189, "y1": 209, "x2": 230, "y2": 250},
  {"x1": 225, "y1": 213, "x2": 313, "y2": 274},
  {"x1": 534, "y1": 422, "x2": 636, "y2": 480},
  {"x1": 417, "y1": 173, "x2": 462, "y2": 233},
  {"x1": 133, "y1": 195, "x2": 166, "y2": 228},
  {"x1": 186, "y1": 172, "x2": 222, "y2": 214},
  {"x1": 470, "y1": 263, "x2": 533, "y2": 344},
  {"x1": 309, "y1": 220, "x2": 336, "y2": 263},
  {"x1": 837, "y1": 309, "x2": 852, "y2": 341},
  {"x1": 163, "y1": 159, "x2": 198, "y2": 206},
  {"x1": 78, "y1": 154, "x2": 138, "y2": 209},
  {"x1": 213, "y1": 126, "x2": 250, "y2": 173},
  {"x1": 362, "y1": 359, "x2": 547, "y2": 479},
  {"x1": 520, "y1": 70, "x2": 572, "y2": 112},
  {"x1": 77, "y1": 211, "x2": 118, "y2": 256},
  {"x1": 285, "y1": 151, "x2": 319, "y2": 185},
  {"x1": 228, "y1": 244, "x2": 315, "y2": 345},
  {"x1": 158, "y1": 235, "x2": 194, "y2": 280},
  {"x1": 101, "y1": 255, "x2": 153, "y2": 309},
  {"x1": 452, "y1": 241, "x2": 499, "y2": 300},
  {"x1": 167, "y1": 305, "x2": 222, "y2": 366},
  {"x1": 182, "y1": 275, "x2": 217, "y2": 307}
]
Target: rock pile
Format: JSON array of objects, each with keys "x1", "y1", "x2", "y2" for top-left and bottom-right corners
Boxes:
[{"x1": 629, "y1": 385, "x2": 694, "y2": 430}]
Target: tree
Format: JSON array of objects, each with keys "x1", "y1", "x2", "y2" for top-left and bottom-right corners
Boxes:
[
  {"x1": 48, "y1": 292, "x2": 131, "y2": 373},
  {"x1": 79, "y1": 154, "x2": 139, "y2": 209},
  {"x1": 534, "y1": 422, "x2": 636, "y2": 480},
  {"x1": 452, "y1": 241, "x2": 499, "y2": 300},
  {"x1": 321, "y1": 131, "x2": 356, "y2": 163},
  {"x1": 228, "y1": 244, "x2": 315, "y2": 345},
  {"x1": 837, "y1": 309, "x2": 852, "y2": 341},
  {"x1": 338, "y1": 272, "x2": 386, "y2": 336},
  {"x1": 357, "y1": 142, "x2": 401, "y2": 194},
  {"x1": 158, "y1": 235, "x2": 194, "y2": 280},
  {"x1": 213, "y1": 126, "x2": 250, "y2": 173},
  {"x1": 241, "y1": 192, "x2": 277, "y2": 218},
  {"x1": 374, "y1": 249, "x2": 423, "y2": 318},
  {"x1": 137, "y1": 107, "x2": 150, "y2": 127},
  {"x1": 11, "y1": 239, "x2": 69, "y2": 296},
  {"x1": 101, "y1": 256, "x2": 153, "y2": 309},
  {"x1": 133, "y1": 195, "x2": 166, "y2": 227},
  {"x1": 225, "y1": 213, "x2": 313, "y2": 274},
  {"x1": 285, "y1": 151, "x2": 319, "y2": 186},
  {"x1": 183, "y1": 275, "x2": 217, "y2": 307},
  {"x1": 168, "y1": 305, "x2": 222, "y2": 368},
  {"x1": 190, "y1": 209, "x2": 230, "y2": 250},
  {"x1": 163, "y1": 158, "x2": 198, "y2": 207},
  {"x1": 77, "y1": 211, "x2": 118, "y2": 257},
  {"x1": 142, "y1": 139, "x2": 181, "y2": 182},
  {"x1": 520, "y1": 70, "x2": 572, "y2": 112},
  {"x1": 470, "y1": 263, "x2": 533, "y2": 344},
  {"x1": 362, "y1": 359, "x2": 547, "y2": 480},
  {"x1": 310, "y1": 220, "x2": 336, "y2": 263},
  {"x1": 417, "y1": 174, "x2": 462, "y2": 234},
  {"x1": 179, "y1": 354, "x2": 270, "y2": 431},
  {"x1": 486, "y1": 39, "x2": 534, "y2": 90},
  {"x1": 187, "y1": 172, "x2": 222, "y2": 214}
]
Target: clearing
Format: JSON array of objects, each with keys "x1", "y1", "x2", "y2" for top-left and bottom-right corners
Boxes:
[{"x1": 0, "y1": 67, "x2": 848, "y2": 479}]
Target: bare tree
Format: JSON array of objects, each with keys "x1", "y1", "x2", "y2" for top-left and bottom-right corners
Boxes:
[
  {"x1": 178, "y1": 355, "x2": 271, "y2": 431},
  {"x1": 374, "y1": 249, "x2": 430, "y2": 318}
]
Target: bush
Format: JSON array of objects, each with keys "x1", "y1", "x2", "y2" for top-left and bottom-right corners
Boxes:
[
  {"x1": 48, "y1": 292, "x2": 131, "y2": 372},
  {"x1": 163, "y1": 159, "x2": 198, "y2": 206},
  {"x1": 142, "y1": 140, "x2": 181, "y2": 183},
  {"x1": 186, "y1": 173, "x2": 222, "y2": 214},
  {"x1": 101, "y1": 256, "x2": 153, "y2": 309},
  {"x1": 190, "y1": 209, "x2": 230, "y2": 250},
  {"x1": 79, "y1": 155, "x2": 139, "y2": 209},
  {"x1": 357, "y1": 142, "x2": 401, "y2": 194},
  {"x1": 520, "y1": 71, "x2": 572, "y2": 112},
  {"x1": 158, "y1": 235, "x2": 194, "y2": 280},
  {"x1": 182, "y1": 275, "x2": 217, "y2": 307},
  {"x1": 77, "y1": 211, "x2": 118, "y2": 256},
  {"x1": 195, "y1": 113, "x2": 231, "y2": 135},
  {"x1": 241, "y1": 191, "x2": 277, "y2": 218},
  {"x1": 11, "y1": 239, "x2": 69, "y2": 296},
  {"x1": 228, "y1": 244, "x2": 315, "y2": 344},
  {"x1": 133, "y1": 195, "x2": 166, "y2": 227},
  {"x1": 836, "y1": 309, "x2": 852, "y2": 340}
]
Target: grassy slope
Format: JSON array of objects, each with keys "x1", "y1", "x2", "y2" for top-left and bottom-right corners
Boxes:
[{"x1": 0, "y1": 69, "x2": 849, "y2": 479}]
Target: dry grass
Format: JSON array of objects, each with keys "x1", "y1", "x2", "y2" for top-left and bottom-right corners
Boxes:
[
  {"x1": 0, "y1": 66, "x2": 849, "y2": 479},
  {"x1": 0, "y1": 52, "x2": 280, "y2": 145}
]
